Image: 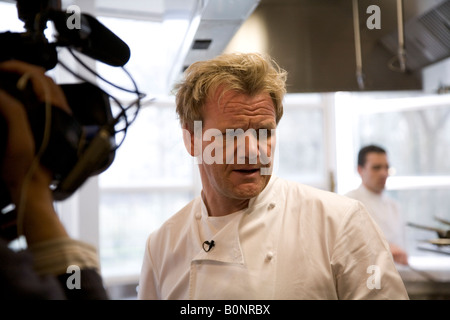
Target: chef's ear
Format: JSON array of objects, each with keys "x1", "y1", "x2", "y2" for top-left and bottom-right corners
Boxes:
[{"x1": 182, "y1": 123, "x2": 201, "y2": 157}]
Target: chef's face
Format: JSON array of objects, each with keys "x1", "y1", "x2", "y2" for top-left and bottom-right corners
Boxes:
[
  {"x1": 358, "y1": 152, "x2": 389, "y2": 194},
  {"x1": 196, "y1": 87, "x2": 277, "y2": 202}
]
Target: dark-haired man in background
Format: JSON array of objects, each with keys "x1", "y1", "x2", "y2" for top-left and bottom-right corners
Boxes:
[{"x1": 346, "y1": 144, "x2": 409, "y2": 266}]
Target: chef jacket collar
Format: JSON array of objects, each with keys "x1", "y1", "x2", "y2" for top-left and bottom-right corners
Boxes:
[{"x1": 194, "y1": 176, "x2": 278, "y2": 263}]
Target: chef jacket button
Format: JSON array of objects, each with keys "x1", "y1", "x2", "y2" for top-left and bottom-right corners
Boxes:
[
  {"x1": 268, "y1": 203, "x2": 275, "y2": 210},
  {"x1": 195, "y1": 212, "x2": 201, "y2": 219},
  {"x1": 265, "y1": 251, "x2": 274, "y2": 261}
]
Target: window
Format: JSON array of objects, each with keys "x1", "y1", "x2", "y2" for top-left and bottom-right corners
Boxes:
[
  {"x1": 0, "y1": 3, "x2": 25, "y2": 32},
  {"x1": 335, "y1": 91, "x2": 450, "y2": 255},
  {"x1": 98, "y1": 99, "x2": 197, "y2": 278},
  {"x1": 92, "y1": 16, "x2": 198, "y2": 278},
  {"x1": 276, "y1": 94, "x2": 329, "y2": 189}
]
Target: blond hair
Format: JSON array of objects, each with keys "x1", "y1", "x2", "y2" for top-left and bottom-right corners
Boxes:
[{"x1": 174, "y1": 52, "x2": 287, "y2": 130}]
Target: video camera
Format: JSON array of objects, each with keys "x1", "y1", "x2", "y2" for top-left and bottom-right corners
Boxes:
[{"x1": 0, "y1": 0, "x2": 143, "y2": 240}]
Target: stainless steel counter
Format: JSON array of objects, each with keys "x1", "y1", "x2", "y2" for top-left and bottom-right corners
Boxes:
[{"x1": 397, "y1": 254, "x2": 450, "y2": 299}]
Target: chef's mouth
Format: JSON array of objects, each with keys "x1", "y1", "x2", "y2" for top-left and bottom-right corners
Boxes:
[{"x1": 233, "y1": 168, "x2": 260, "y2": 174}]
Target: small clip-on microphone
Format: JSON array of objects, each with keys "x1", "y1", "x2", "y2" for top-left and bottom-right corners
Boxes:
[{"x1": 202, "y1": 240, "x2": 215, "y2": 252}]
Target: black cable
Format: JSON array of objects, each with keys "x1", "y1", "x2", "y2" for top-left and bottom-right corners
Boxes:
[
  {"x1": 56, "y1": 51, "x2": 145, "y2": 150},
  {"x1": 67, "y1": 48, "x2": 145, "y2": 97},
  {"x1": 66, "y1": 48, "x2": 145, "y2": 130}
]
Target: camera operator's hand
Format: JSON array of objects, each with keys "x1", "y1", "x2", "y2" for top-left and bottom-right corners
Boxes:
[
  {"x1": 0, "y1": 60, "x2": 71, "y2": 114},
  {"x1": 0, "y1": 60, "x2": 70, "y2": 244},
  {"x1": 0, "y1": 88, "x2": 37, "y2": 203}
]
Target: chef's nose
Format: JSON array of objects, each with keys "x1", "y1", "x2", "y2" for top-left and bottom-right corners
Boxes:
[{"x1": 236, "y1": 131, "x2": 259, "y2": 164}]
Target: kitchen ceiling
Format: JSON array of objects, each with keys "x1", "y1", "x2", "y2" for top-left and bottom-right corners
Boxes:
[
  {"x1": 381, "y1": 0, "x2": 450, "y2": 71},
  {"x1": 221, "y1": 0, "x2": 450, "y2": 92},
  {"x1": 0, "y1": 0, "x2": 260, "y2": 96},
  {"x1": 167, "y1": 0, "x2": 449, "y2": 92},
  {"x1": 93, "y1": 0, "x2": 261, "y2": 92},
  {"x1": 2, "y1": 0, "x2": 448, "y2": 93}
]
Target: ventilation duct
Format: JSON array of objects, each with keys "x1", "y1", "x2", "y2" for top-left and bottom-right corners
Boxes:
[
  {"x1": 380, "y1": 0, "x2": 450, "y2": 71},
  {"x1": 222, "y1": 0, "x2": 449, "y2": 92},
  {"x1": 176, "y1": 0, "x2": 449, "y2": 93},
  {"x1": 179, "y1": 0, "x2": 260, "y2": 72}
]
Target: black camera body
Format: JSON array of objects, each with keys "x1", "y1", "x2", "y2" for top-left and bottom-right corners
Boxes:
[
  {"x1": 0, "y1": 0, "x2": 134, "y2": 240},
  {"x1": 0, "y1": 72, "x2": 116, "y2": 197}
]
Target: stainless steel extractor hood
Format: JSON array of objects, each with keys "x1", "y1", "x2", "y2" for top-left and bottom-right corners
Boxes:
[
  {"x1": 182, "y1": 0, "x2": 450, "y2": 93},
  {"x1": 381, "y1": 0, "x2": 450, "y2": 72}
]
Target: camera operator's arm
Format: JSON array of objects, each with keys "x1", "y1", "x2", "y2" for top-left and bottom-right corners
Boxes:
[
  {"x1": 0, "y1": 61, "x2": 69, "y2": 245},
  {"x1": 0, "y1": 61, "x2": 107, "y2": 299}
]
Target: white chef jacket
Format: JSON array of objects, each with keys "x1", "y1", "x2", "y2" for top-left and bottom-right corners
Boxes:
[
  {"x1": 345, "y1": 184, "x2": 406, "y2": 249},
  {"x1": 138, "y1": 176, "x2": 409, "y2": 300}
]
